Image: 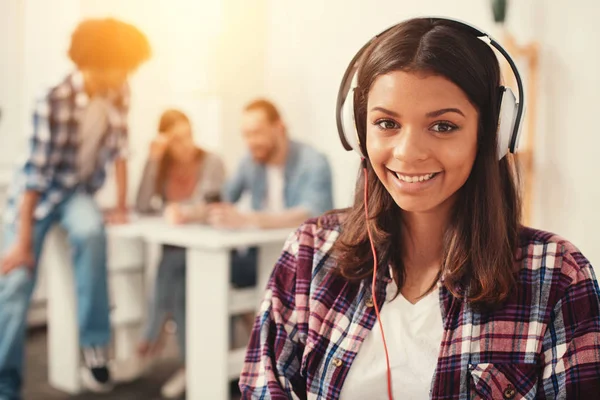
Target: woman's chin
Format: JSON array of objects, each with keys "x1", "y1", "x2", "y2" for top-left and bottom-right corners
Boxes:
[{"x1": 393, "y1": 200, "x2": 437, "y2": 213}]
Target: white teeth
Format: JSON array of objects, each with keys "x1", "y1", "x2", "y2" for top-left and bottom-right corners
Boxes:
[{"x1": 395, "y1": 172, "x2": 436, "y2": 183}]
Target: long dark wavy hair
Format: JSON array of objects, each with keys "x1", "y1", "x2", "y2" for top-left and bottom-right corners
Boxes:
[{"x1": 332, "y1": 18, "x2": 522, "y2": 308}]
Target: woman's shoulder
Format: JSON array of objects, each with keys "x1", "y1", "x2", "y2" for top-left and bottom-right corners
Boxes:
[
  {"x1": 297, "y1": 210, "x2": 346, "y2": 249},
  {"x1": 518, "y1": 226, "x2": 594, "y2": 286},
  {"x1": 202, "y1": 150, "x2": 224, "y2": 165},
  {"x1": 283, "y1": 211, "x2": 345, "y2": 257},
  {"x1": 269, "y1": 211, "x2": 347, "y2": 289},
  {"x1": 264, "y1": 211, "x2": 356, "y2": 347}
]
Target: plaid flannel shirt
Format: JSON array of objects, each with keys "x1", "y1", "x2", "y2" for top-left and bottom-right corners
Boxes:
[
  {"x1": 240, "y1": 213, "x2": 600, "y2": 399},
  {"x1": 4, "y1": 72, "x2": 129, "y2": 223}
]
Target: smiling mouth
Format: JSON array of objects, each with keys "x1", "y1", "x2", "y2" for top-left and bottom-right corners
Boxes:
[{"x1": 388, "y1": 169, "x2": 441, "y2": 183}]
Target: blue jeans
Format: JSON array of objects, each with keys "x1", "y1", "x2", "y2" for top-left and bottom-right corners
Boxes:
[
  {"x1": 142, "y1": 246, "x2": 258, "y2": 362},
  {"x1": 143, "y1": 245, "x2": 187, "y2": 361},
  {"x1": 0, "y1": 191, "x2": 110, "y2": 400}
]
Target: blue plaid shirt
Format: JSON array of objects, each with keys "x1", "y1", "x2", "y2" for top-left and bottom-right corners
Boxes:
[
  {"x1": 4, "y1": 72, "x2": 129, "y2": 223},
  {"x1": 223, "y1": 140, "x2": 334, "y2": 217}
]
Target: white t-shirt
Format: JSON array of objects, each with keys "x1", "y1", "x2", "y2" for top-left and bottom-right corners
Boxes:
[
  {"x1": 264, "y1": 165, "x2": 285, "y2": 212},
  {"x1": 77, "y1": 97, "x2": 109, "y2": 182},
  {"x1": 340, "y1": 282, "x2": 444, "y2": 400}
]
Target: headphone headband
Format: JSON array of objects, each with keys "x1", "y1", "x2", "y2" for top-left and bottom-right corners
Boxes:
[{"x1": 336, "y1": 17, "x2": 525, "y2": 159}]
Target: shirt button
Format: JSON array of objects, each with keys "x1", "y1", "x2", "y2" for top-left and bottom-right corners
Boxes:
[
  {"x1": 503, "y1": 384, "x2": 516, "y2": 399},
  {"x1": 332, "y1": 357, "x2": 343, "y2": 367},
  {"x1": 365, "y1": 297, "x2": 374, "y2": 307}
]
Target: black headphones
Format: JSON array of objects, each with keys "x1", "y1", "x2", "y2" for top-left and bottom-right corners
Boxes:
[{"x1": 335, "y1": 17, "x2": 525, "y2": 161}]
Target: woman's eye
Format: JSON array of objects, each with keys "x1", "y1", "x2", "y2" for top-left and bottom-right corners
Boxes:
[
  {"x1": 376, "y1": 119, "x2": 399, "y2": 130},
  {"x1": 431, "y1": 122, "x2": 458, "y2": 133}
]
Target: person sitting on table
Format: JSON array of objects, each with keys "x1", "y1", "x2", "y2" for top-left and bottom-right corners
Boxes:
[
  {"x1": 208, "y1": 99, "x2": 334, "y2": 288},
  {"x1": 135, "y1": 109, "x2": 225, "y2": 399},
  {"x1": 0, "y1": 18, "x2": 150, "y2": 397}
]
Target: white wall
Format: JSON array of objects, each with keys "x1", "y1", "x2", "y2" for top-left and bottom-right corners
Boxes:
[
  {"x1": 0, "y1": 0, "x2": 81, "y2": 181},
  {"x1": 79, "y1": 0, "x2": 225, "y2": 207},
  {"x1": 0, "y1": 0, "x2": 25, "y2": 179},
  {"x1": 0, "y1": 0, "x2": 266, "y2": 207},
  {"x1": 264, "y1": 0, "x2": 600, "y2": 266},
  {"x1": 81, "y1": 0, "x2": 267, "y2": 206},
  {"x1": 214, "y1": 0, "x2": 267, "y2": 171},
  {"x1": 530, "y1": 0, "x2": 600, "y2": 266},
  {"x1": 2, "y1": 1, "x2": 599, "y2": 265}
]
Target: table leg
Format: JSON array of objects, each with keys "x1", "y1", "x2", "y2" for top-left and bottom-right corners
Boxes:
[
  {"x1": 46, "y1": 228, "x2": 82, "y2": 394},
  {"x1": 186, "y1": 247, "x2": 230, "y2": 400}
]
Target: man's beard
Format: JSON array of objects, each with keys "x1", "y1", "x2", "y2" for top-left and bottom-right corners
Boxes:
[{"x1": 252, "y1": 144, "x2": 277, "y2": 164}]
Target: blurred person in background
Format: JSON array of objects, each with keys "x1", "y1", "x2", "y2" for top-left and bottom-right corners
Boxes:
[
  {"x1": 135, "y1": 109, "x2": 225, "y2": 399},
  {"x1": 0, "y1": 18, "x2": 150, "y2": 397},
  {"x1": 208, "y1": 99, "x2": 334, "y2": 287}
]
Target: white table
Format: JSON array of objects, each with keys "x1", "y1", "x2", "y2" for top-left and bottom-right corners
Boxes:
[
  {"x1": 45, "y1": 225, "x2": 146, "y2": 393},
  {"x1": 110, "y1": 217, "x2": 293, "y2": 399}
]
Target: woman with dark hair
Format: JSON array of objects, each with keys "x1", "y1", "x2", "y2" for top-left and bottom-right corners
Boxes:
[
  {"x1": 135, "y1": 109, "x2": 225, "y2": 398},
  {"x1": 239, "y1": 18, "x2": 600, "y2": 399}
]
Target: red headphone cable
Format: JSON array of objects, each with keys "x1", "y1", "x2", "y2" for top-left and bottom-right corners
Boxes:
[{"x1": 362, "y1": 158, "x2": 393, "y2": 400}]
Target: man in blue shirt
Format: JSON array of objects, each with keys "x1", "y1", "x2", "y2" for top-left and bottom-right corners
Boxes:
[
  {"x1": 209, "y1": 99, "x2": 333, "y2": 229},
  {"x1": 0, "y1": 18, "x2": 150, "y2": 397},
  {"x1": 208, "y1": 99, "x2": 334, "y2": 286}
]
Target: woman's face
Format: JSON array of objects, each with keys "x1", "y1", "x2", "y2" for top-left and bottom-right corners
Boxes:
[
  {"x1": 166, "y1": 120, "x2": 196, "y2": 162},
  {"x1": 366, "y1": 70, "x2": 479, "y2": 215}
]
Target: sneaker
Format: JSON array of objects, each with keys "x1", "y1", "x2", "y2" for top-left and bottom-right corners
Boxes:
[
  {"x1": 80, "y1": 346, "x2": 114, "y2": 393},
  {"x1": 161, "y1": 368, "x2": 186, "y2": 399}
]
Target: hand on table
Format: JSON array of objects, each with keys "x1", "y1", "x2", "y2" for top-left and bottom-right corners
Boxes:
[
  {"x1": 105, "y1": 208, "x2": 130, "y2": 225},
  {"x1": 207, "y1": 203, "x2": 255, "y2": 229},
  {"x1": 164, "y1": 203, "x2": 188, "y2": 225}
]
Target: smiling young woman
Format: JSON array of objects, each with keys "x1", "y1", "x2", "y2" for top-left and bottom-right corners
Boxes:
[{"x1": 239, "y1": 17, "x2": 600, "y2": 400}]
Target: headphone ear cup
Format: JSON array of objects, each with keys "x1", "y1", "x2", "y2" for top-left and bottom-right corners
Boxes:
[
  {"x1": 496, "y1": 86, "x2": 518, "y2": 160},
  {"x1": 341, "y1": 75, "x2": 365, "y2": 157}
]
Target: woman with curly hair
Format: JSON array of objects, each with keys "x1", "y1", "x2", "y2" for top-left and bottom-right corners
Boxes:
[{"x1": 0, "y1": 18, "x2": 150, "y2": 397}]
